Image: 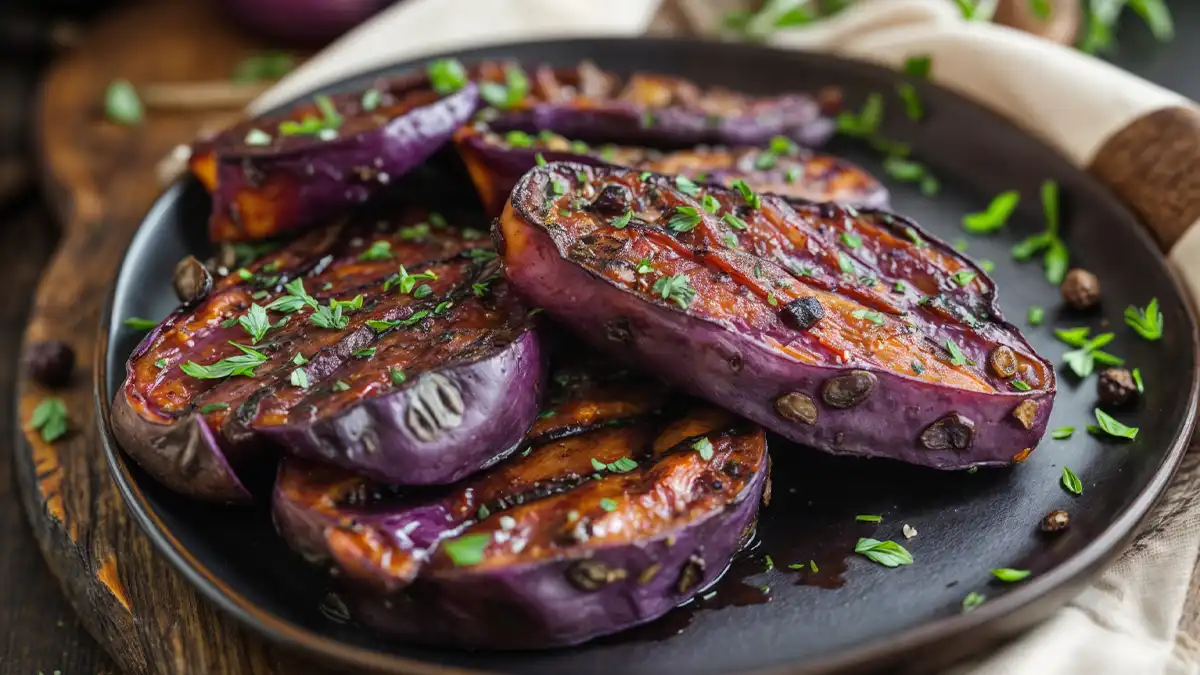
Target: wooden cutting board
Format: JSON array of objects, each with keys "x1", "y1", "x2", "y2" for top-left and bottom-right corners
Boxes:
[{"x1": 16, "y1": 0, "x2": 1196, "y2": 674}]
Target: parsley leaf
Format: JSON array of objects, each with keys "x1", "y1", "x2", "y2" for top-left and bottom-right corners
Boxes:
[
  {"x1": 944, "y1": 339, "x2": 974, "y2": 367},
  {"x1": 30, "y1": 397, "x2": 68, "y2": 442},
  {"x1": 611, "y1": 211, "x2": 633, "y2": 229},
  {"x1": 635, "y1": 258, "x2": 654, "y2": 274},
  {"x1": 428, "y1": 58, "x2": 468, "y2": 94},
  {"x1": 951, "y1": 270, "x2": 977, "y2": 287},
  {"x1": 990, "y1": 568, "x2": 1031, "y2": 582},
  {"x1": 123, "y1": 317, "x2": 159, "y2": 331},
  {"x1": 1027, "y1": 306, "x2": 1045, "y2": 325},
  {"x1": 652, "y1": 275, "x2": 696, "y2": 310},
  {"x1": 390, "y1": 366, "x2": 407, "y2": 385},
  {"x1": 675, "y1": 175, "x2": 702, "y2": 197},
  {"x1": 837, "y1": 93, "x2": 884, "y2": 138},
  {"x1": 1094, "y1": 408, "x2": 1138, "y2": 439},
  {"x1": 310, "y1": 302, "x2": 348, "y2": 330},
  {"x1": 896, "y1": 83, "x2": 923, "y2": 122},
  {"x1": 443, "y1": 533, "x2": 491, "y2": 566},
  {"x1": 1052, "y1": 426, "x2": 1075, "y2": 440},
  {"x1": 238, "y1": 303, "x2": 271, "y2": 343},
  {"x1": 731, "y1": 179, "x2": 761, "y2": 209},
  {"x1": 851, "y1": 309, "x2": 885, "y2": 326},
  {"x1": 358, "y1": 240, "x2": 393, "y2": 261},
  {"x1": 479, "y1": 64, "x2": 529, "y2": 110},
  {"x1": 180, "y1": 342, "x2": 268, "y2": 379},
  {"x1": 1062, "y1": 466, "x2": 1083, "y2": 495},
  {"x1": 962, "y1": 592, "x2": 987, "y2": 613},
  {"x1": 668, "y1": 206, "x2": 703, "y2": 233},
  {"x1": 692, "y1": 437, "x2": 714, "y2": 461},
  {"x1": 854, "y1": 538, "x2": 913, "y2": 567},
  {"x1": 1124, "y1": 298, "x2": 1163, "y2": 341},
  {"x1": 289, "y1": 368, "x2": 310, "y2": 389},
  {"x1": 904, "y1": 55, "x2": 932, "y2": 78},
  {"x1": 266, "y1": 278, "x2": 319, "y2": 313},
  {"x1": 722, "y1": 212, "x2": 749, "y2": 231},
  {"x1": 963, "y1": 190, "x2": 1020, "y2": 234}
]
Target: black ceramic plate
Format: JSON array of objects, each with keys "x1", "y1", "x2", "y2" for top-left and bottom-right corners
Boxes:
[{"x1": 98, "y1": 39, "x2": 1199, "y2": 675}]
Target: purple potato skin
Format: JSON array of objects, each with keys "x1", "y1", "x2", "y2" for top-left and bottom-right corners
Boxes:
[
  {"x1": 499, "y1": 167, "x2": 1054, "y2": 470},
  {"x1": 111, "y1": 318, "x2": 254, "y2": 504},
  {"x1": 347, "y1": 470, "x2": 763, "y2": 650},
  {"x1": 204, "y1": 82, "x2": 478, "y2": 241},
  {"x1": 261, "y1": 329, "x2": 544, "y2": 485},
  {"x1": 454, "y1": 126, "x2": 889, "y2": 216},
  {"x1": 493, "y1": 96, "x2": 834, "y2": 149}
]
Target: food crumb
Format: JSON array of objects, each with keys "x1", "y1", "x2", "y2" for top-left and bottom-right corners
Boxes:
[{"x1": 903, "y1": 524, "x2": 917, "y2": 539}]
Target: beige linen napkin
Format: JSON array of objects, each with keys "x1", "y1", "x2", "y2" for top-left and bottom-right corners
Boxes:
[{"x1": 252, "y1": 1, "x2": 1200, "y2": 673}]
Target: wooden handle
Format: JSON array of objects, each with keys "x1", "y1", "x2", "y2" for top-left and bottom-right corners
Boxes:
[{"x1": 1088, "y1": 106, "x2": 1200, "y2": 251}]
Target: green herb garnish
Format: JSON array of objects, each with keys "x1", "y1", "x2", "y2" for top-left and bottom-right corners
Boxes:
[
  {"x1": 730, "y1": 179, "x2": 761, "y2": 209},
  {"x1": 180, "y1": 342, "x2": 268, "y2": 380},
  {"x1": 289, "y1": 368, "x2": 310, "y2": 389},
  {"x1": 233, "y1": 52, "x2": 294, "y2": 83},
  {"x1": 668, "y1": 206, "x2": 703, "y2": 233},
  {"x1": 1132, "y1": 367, "x2": 1144, "y2": 393},
  {"x1": 840, "y1": 232, "x2": 863, "y2": 249},
  {"x1": 479, "y1": 64, "x2": 529, "y2": 110},
  {"x1": 904, "y1": 55, "x2": 932, "y2": 78},
  {"x1": 675, "y1": 175, "x2": 702, "y2": 197},
  {"x1": 358, "y1": 240, "x2": 393, "y2": 261},
  {"x1": 1094, "y1": 408, "x2": 1138, "y2": 439},
  {"x1": 599, "y1": 498, "x2": 618, "y2": 512},
  {"x1": 1027, "y1": 306, "x2": 1045, "y2": 325},
  {"x1": 198, "y1": 402, "x2": 229, "y2": 414},
  {"x1": 963, "y1": 191, "x2": 1020, "y2": 234},
  {"x1": 962, "y1": 592, "x2": 987, "y2": 613},
  {"x1": 851, "y1": 309, "x2": 885, "y2": 326},
  {"x1": 123, "y1": 317, "x2": 158, "y2": 331},
  {"x1": 611, "y1": 211, "x2": 633, "y2": 229},
  {"x1": 855, "y1": 515, "x2": 883, "y2": 523},
  {"x1": 1051, "y1": 426, "x2": 1075, "y2": 440},
  {"x1": 105, "y1": 80, "x2": 143, "y2": 125},
  {"x1": 991, "y1": 568, "x2": 1031, "y2": 582},
  {"x1": 1062, "y1": 466, "x2": 1083, "y2": 495},
  {"x1": 635, "y1": 258, "x2": 654, "y2": 274},
  {"x1": 855, "y1": 538, "x2": 913, "y2": 567},
  {"x1": 244, "y1": 129, "x2": 272, "y2": 146},
  {"x1": 951, "y1": 270, "x2": 977, "y2": 287},
  {"x1": 443, "y1": 532, "x2": 491, "y2": 567},
  {"x1": 266, "y1": 278, "x2": 319, "y2": 313},
  {"x1": 652, "y1": 275, "x2": 696, "y2": 310},
  {"x1": 837, "y1": 93, "x2": 884, "y2": 138},
  {"x1": 896, "y1": 83, "x2": 923, "y2": 122},
  {"x1": 30, "y1": 397, "x2": 68, "y2": 442},
  {"x1": 692, "y1": 437, "x2": 714, "y2": 461},
  {"x1": 1124, "y1": 298, "x2": 1163, "y2": 341},
  {"x1": 1011, "y1": 180, "x2": 1068, "y2": 284},
  {"x1": 238, "y1": 303, "x2": 271, "y2": 343}
]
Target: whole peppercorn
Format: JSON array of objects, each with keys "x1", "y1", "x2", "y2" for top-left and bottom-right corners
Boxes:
[
  {"x1": 1060, "y1": 268, "x2": 1101, "y2": 310},
  {"x1": 24, "y1": 340, "x2": 75, "y2": 387},
  {"x1": 1097, "y1": 367, "x2": 1138, "y2": 407},
  {"x1": 1040, "y1": 509, "x2": 1070, "y2": 533}
]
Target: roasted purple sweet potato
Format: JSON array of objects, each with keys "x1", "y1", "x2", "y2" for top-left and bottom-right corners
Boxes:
[
  {"x1": 112, "y1": 209, "x2": 542, "y2": 503},
  {"x1": 498, "y1": 163, "x2": 1056, "y2": 470},
  {"x1": 474, "y1": 60, "x2": 838, "y2": 149},
  {"x1": 273, "y1": 360, "x2": 766, "y2": 648},
  {"x1": 454, "y1": 124, "x2": 887, "y2": 215},
  {"x1": 189, "y1": 74, "x2": 477, "y2": 242}
]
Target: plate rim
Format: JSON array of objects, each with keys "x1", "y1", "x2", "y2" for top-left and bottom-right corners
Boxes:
[{"x1": 94, "y1": 36, "x2": 1200, "y2": 675}]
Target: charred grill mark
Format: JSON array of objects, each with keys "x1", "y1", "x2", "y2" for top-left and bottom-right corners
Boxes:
[{"x1": 510, "y1": 163, "x2": 1053, "y2": 394}]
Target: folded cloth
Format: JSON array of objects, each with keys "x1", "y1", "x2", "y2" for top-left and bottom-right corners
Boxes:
[{"x1": 253, "y1": 1, "x2": 1200, "y2": 673}]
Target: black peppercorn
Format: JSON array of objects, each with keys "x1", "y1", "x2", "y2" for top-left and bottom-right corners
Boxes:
[
  {"x1": 1060, "y1": 268, "x2": 1101, "y2": 310},
  {"x1": 1097, "y1": 367, "x2": 1138, "y2": 407},
  {"x1": 25, "y1": 339, "x2": 75, "y2": 387},
  {"x1": 1040, "y1": 510, "x2": 1070, "y2": 533},
  {"x1": 173, "y1": 255, "x2": 213, "y2": 304}
]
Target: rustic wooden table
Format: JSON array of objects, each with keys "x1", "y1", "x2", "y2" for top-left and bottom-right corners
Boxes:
[{"x1": 3, "y1": 1, "x2": 1200, "y2": 674}]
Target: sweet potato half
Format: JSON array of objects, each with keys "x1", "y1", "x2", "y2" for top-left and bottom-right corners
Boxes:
[
  {"x1": 112, "y1": 209, "x2": 542, "y2": 503},
  {"x1": 273, "y1": 357, "x2": 768, "y2": 648},
  {"x1": 498, "y1": 163, "x2": 1055, "y2": 469},
  {"x1": 189, "y1": 74, "x2": 478, "y2": 242},
  {"x1": 454, "y1": 123, "x2": 887, "y2": 215}
]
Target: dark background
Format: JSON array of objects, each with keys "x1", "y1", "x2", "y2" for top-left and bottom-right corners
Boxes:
[{"x1": 0, "y1": 1, "x2": 1196, "y2": 673}]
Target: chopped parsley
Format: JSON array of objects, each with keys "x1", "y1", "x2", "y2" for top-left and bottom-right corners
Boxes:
[
  {"x1": 635, "y1": 258, "x2": 654, "y2": 274},
  {"x1": 1132, "y1": 367, "x2": 1144, "y2": 393},
  {"x1": 668, "y1": 206, "x2": 703, "y2": 233},
  {"x1": 990, "y1": 568, "x2": 1031, "y2": 582},
  {"x1": 30, "y1": 397, "x2": 68, "y2": 442},
  {"x1": 1093, "y1": 408, "x2": 1138, "y2": 440},
  {"x1": 599, "y1": 498, "x2": 618, "y2": 512},
  {"x1": 1061, "y1": 466, "x2": 1083, "y2": 495},
  {"x1": 950, "y1": 270, "x2": 977, "y2": 287},
  {"x1": 944, "y1": 339, "x2": 973, "y2": 367},
  {"x1": 652, "y1": 275, "x2": 696, "y2": 310},
  {"x1": 427, "y1": 58, "x2": 468, "y2": 94},
  {"x1": 692, "y1": 437, "x2": 714, "y2": 461},
  {"x1": 837, "y1": 252, "x2": 856, "y2": 276},
  {"x1": 361, "y1": 88, "x2": 382, "y2": 112},
  {"x1": 1027, "y1": 305, "x2": 1045, "y2": 325},
  {"x1": 198, "y1": 402, "x2": 229, "y2": 414},
  {"x1": 722, "y1": 212, "x2": 748, "y2": 231},
  {"x1": 180, "y1": 342, "x2": 268, "y2": 379},
  {"x1": 443, "y1": 533, "x2": 491, "y2": 566},
  {"x1": 1010, "y1": 380, "x2": 1031, "y2": 391},
  {"x1": 310, "y1": 302, "x2": 349, "y2": 330},
  {"x1": 1051, "y1": 426, "x2": 1075, "y2": 440},
  {"x1": 1010, "y1": 180, "x2": 1069, "y2": 284},
  {"x1": 479, "y1": 64, "x2": 528, "y2": 110},
  {"x1": 837, "y1": 92, "x2": 884, "y2": 138},
  {"x1": 675, "y1": 175, "x2": 702, "y2": 197},
  {"x1": 855, "y1": 514, "x2": 883, "y2": 523},
  {"x1": 389, "y1": 367, "x2": 406, "y2": 385},
  {"x1": 963, "y1": 190, "x2": 1020, "y2": 234},
  {"x1": 1124, "y1": 298, "x2": 1163, "y2": 341},
  {"x1": 266, "y1": 278, "x2": 319, "y2": 313},
  {"x1": 610, "y1": 211, "x2": 633, "y2": 229},
  {"x1": 292, "y1": 352, "x2": 308, "y2": 366},
  {"x1": 290, "y1": 368, "x2": 310, "y2": 389},
  {"x1": 896, "y1": 83, "x2": 923, "y2": 122},
  {"x1": 123, "y1": 317, "x2": 158, "y2": 331},
  {"x1": 962, "y1": 592, "x2": 987, "y2": 613},
  {"x1": 730, "y1": 179, "x2": 761, "y2": 209},
  {"x1": 505, "y1": 130, "x2": 534, "y2": 148},
  {"x1": 851, "y1": 309, "x2": 885, "y2": 326},
  {"x1": 701, "y1": 194, "x2": 721, "y2": 214},
  {"x1": 332, "y1": 380, "x2": 351, "y2": 392},
  {"x1": 238, "y1": 303, "x2": 271, "y2": 343},
  {"x1": 591, "y1": 456, "x2": 638, "y2": 473},
  {"x1": 840, "y1": 232, "x2": 863, "y2": 249},
  {"x1": 385, "y1": 265, "x2": 439, "y2": 294},
  {"x1": 358, "y1": 240, "x2": 393, "y2": 261},
  {"x1": 904, "y1": 54, "x2": 932, "y2": 78},
  {"x1": 104, "y1": 79, "x2": 143, "y2": 126},
  {"x1": 353, "y1": 347, "x2": 376, "y2": 359},
  {"x1": 854, "y1": 538, "x2": 913, "y2": 567}
]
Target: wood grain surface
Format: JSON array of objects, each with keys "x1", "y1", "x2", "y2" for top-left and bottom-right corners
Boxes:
[{"x1": 13, "y1": 0, "x2": 1200, "y2": 673}]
